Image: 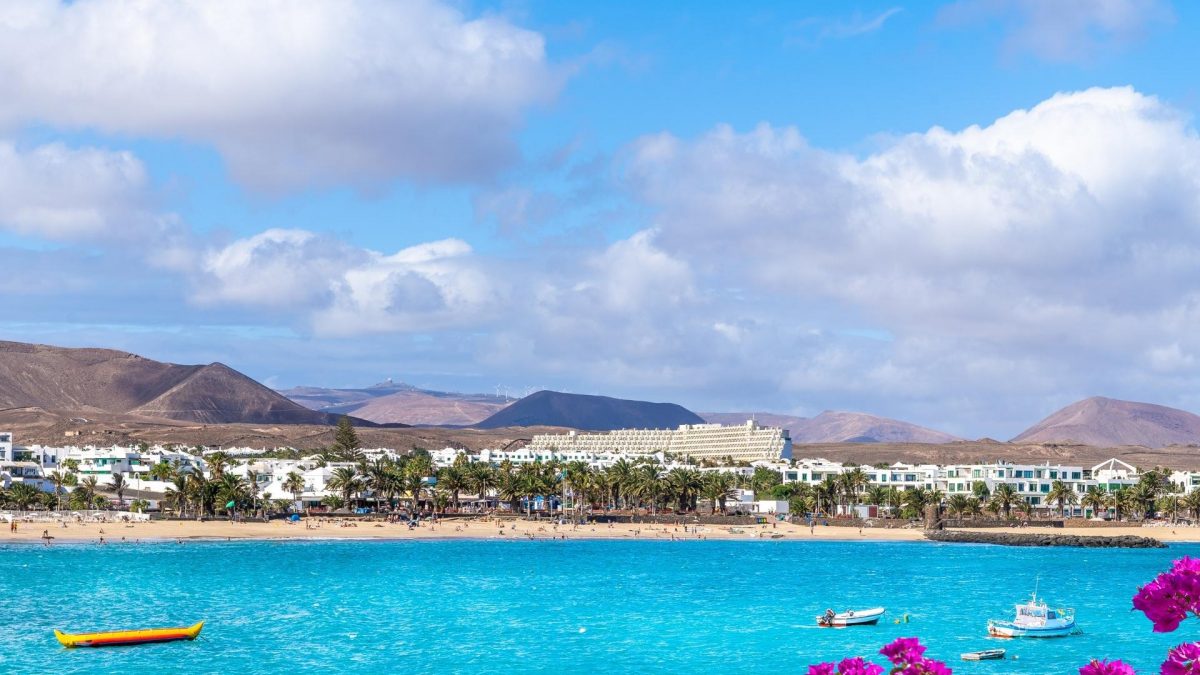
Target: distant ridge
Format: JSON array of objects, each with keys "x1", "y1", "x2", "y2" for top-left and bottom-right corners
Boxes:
[
  {"x1": 702, "y1": 411, "x2": 959, "y2": 443},
  {"x1": 0, "y1": 340, "x2": 355, "y2": 426},
  {"x1": 280, "y1": 381, "x2": 510, "y2": 426},
  {"x1": 1012, "y1": 396, "x2": 1200, "y2": 448},
  {"x1": 475, "y1": 390, "x2": 704, "y2": 430}
]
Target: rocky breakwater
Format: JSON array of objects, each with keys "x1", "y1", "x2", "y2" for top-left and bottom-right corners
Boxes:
[{"x1": 925, "y1": 530, "x2": 1165, "y2": 548}]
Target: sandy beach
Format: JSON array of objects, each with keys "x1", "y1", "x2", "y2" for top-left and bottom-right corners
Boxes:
[{"x1": 5, "y1": 518, "x2": 1200, "y2": 545}]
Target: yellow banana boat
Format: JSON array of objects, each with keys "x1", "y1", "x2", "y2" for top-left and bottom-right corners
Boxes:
[{"x1": 54, "y1": 621, "x2": 204, "y2": 648}]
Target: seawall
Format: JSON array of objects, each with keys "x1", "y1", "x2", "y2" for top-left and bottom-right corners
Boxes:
[{"x1": 925, "y1": 530, "x2": 1165, "y2": 548}]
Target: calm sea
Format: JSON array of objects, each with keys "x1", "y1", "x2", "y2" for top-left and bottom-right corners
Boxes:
[{"x1": 0, "y1": 539, "x2": 1194, "y2": 674}]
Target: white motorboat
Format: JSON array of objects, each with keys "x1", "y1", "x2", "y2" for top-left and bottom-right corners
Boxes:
[
  {"x1": 816, "y1": 607, "x2": 885, "y2": 627},
  {"x1": 961, "y1": 649, "x2": 1006, "y2": 660},
  {"x1": 987, "y1": 590, "x2": 1076, "y2": 638}
]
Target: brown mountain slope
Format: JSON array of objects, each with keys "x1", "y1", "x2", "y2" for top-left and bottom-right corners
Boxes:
[
  {"x1": 328, "y1": 390, "x2": 510, "y2": 426},
  {"x1": 701, "y1": 412, "x2": 808, "y2": 429},
  {"x1": 279, "y1": 382, "x2": 511, "y2": 425},
  {"x1": 0, "y1": 340, "x2": 340, "y2": 425},
  {"x1": 1011, "y1": 396, "x2": 1200, "y2": 448},
  {"x1": 701, "y1": 411, "x2": 959, "y2": 443}
]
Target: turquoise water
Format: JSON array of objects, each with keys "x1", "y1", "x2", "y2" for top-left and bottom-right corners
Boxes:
[{"x1": 0, "y1": 539, "x2": 1196, "y2": 674}]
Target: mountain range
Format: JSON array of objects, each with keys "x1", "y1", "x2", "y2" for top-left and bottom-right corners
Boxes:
[
  {"x1": 473, "y1": 390, "x2": 705, "y2": 431},
  {"x1": 5, "y1": 339, "x2": 1200, "y2": 450},
  {"x1": 279, "y1": 380, "x2": 510, "y2": 426},
  {"x1": 0, "y1": 340, "x2": 343, "y2": 425},
  {"x1": 703, "y1": 411, "x2": 961, "y2": 444},
  {"x1": 1011, "y1": 396, "x2": 1200, "y2": 448}
]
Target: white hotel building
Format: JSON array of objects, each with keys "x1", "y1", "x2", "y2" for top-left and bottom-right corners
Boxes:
[{"x1": 526, "y1": 420, "x2": 792, "y2": 462}]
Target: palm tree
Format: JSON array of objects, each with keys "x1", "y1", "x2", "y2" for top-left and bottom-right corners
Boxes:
[
  {"x1": 283, "y1": 471, "x2": 306, "y2": 511},
  {"x1": 206, "y1": 452, "x2": 232, "y2": 480},
  {"x1": 1183, "y1": 488, "x2": 1200, "y2": 522},
  {"x1": 109, "y1": 473, "x2": 127, "y2": 509},
  {"x1": 665, "y1": 467, "x2": 703, "y2": 512},
  {"x1": 631, "y1": 464, "x2": 666, "y2": 514},
  {"x1": 327, "y1": 467, "x2": 361, "y2": 511},
  {"x1": 989, "y1": 483, "x2": 1019, "y2": 519},
  {"x1": 947, "y1": 494, "x2": 971, "y2": 521},
  {"x1": 217, "y1": 473, "x2": 250, "y2": 518},
  {"x1": 148, "y1": 461, "x2": 175, "y2": 483},
  {"x1": 1110, "y1": 486, "x2": 1139, "y2": 521},
  {"x1": 466, "y1": 463, "x2": 498, "y2": 508},
  {"x1": 605, "y1": 459, "x2": 636, "y2": 509},
  {"x1": 165, "y1": 473, "x2": 190, "y2": 517},
  {"x1": 839, "y1": 467, "x2": 870, "y2": 510},
  {"x1": 437, "y1": 466, "x2": 469, "y2": 512},
  {"x1": 815, "y1": 476, "x2": 840, "y2": 516},
  {"x1": 7, "y1": 483, "x2": 40, "y2": 511},
  {"x1": 902, "y1": 488, "x2": 930, "y2": 519},
  {"x1": 80, "y1": 476, "x2": 100, "y2": 509},
  {"x1": 701, "y1": 472, "x2": 737, "y2": 514},
  {"x1": 129, "y1": 499, "x2": 151, "y2": 513},
  {"x1": 1081, "y1": 487, "x2": 1108, "y2": 519},
  {"x1": 47, "y1": 470, "x2": 69, "y2": 511},
  {"x1": 1046, "y1": 480, "x2": 1078, "y2": 518},
  {"x1": 864, "y1": 485, "x2": 889, "y2": 509}
]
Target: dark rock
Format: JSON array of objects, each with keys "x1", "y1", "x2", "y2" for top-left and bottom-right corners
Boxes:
[{"x1": 925, "y1": 529, "x2": 1165, "y2": 548}]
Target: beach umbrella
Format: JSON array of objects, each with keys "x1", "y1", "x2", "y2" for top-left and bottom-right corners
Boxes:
[
  {"x1": 225, "y1": 500, "x2": 236, "y2": 509},
  {"x1": 289, "y1": 514, "x2": 300, "y2": 522}
]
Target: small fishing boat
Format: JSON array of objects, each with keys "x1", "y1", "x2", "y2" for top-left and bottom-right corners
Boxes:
[
  {"x1": 987, "y1": 588, "x2": 1076, "y2": 638},
  {"x1": 961, "y1": 649, "x2": 1006, "y2": 661},
  {"x1": 54, "y1": 621, "x2": 204, "y2": 648},
  {"x1": 816, "y1": 607, "x2": 885, "y2": 627}
]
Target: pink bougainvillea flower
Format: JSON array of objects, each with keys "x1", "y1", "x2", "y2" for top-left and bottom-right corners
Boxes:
[
  {"x1": 1079, "y1": 658, "x2": 1137, "y2": 675},
  {"x1": 1163, "y1": 642, "x2": 1200, "y2": 675},
  {"x1": 835, "y1": 657, "x2": 884, "y2": 675},
  {"x1": 1133, "y1": 557, "x2": 1200, "y2": 633},
  {"x1": 880, "y1": 637, "x2": 927, "y2": 664},
  {"x1": 806, "y1": 663, "x2": 836, "y2": 675}
]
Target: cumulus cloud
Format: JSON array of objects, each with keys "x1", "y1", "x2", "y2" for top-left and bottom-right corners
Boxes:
[
  {"x1": 0, "y1": 140, "x2": 164, "y2": 241},
  {"x1": 622, "y1": 86, "x2": 1200, "y2": 433},
  {"x1": 939, "y1": 0, "x2": 1172, "y2": 62},
  {"x1": 196, "y1": 229, "x2": 498, "y2": 336},
  {"x1": 0, "y1": 0, "x2": 560, "y2": 192}
]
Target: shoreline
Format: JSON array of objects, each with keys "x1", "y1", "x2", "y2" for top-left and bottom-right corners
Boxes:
[{"x1": 4, "y1": 519, "x2": 1200, "y2": 545}]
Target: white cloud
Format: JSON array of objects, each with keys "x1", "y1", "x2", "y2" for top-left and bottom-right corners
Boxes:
[
  {"x1": 196, "y1": 229, "x2": 497, "y2": 336},
  {"x1": 0, "y1": 140, "x2": 168, "y2": 241},
  {"x1": 791, "y1": 6, "x2": 903, "y2": 45},
  {"x1": 939, "y1": 0, "x2": 1172, "y2": 62},
  {"x1": 0, "y1": 0, "x2": 560, "y2": 192},
  {"x1": 621, "y1": 86, "x2": 1200, "y2": 434}
]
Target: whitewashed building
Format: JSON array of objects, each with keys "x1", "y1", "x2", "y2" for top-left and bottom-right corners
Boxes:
[{"x1": 527, "y1": 420, "x2": 792, "y2": 462}]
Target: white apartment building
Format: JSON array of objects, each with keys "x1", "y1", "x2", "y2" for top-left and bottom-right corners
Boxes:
[
  {"x1": 527, "y1": 420, "x2": 792, "y2": 462},
  {"x1": 0, "y1": 432, "x2": 11, "y2": 462}
]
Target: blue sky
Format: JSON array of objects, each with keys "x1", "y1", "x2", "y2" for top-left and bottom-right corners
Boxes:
[{"x1": 0, "y1": 0, "x2": 1198, "y2": 438}]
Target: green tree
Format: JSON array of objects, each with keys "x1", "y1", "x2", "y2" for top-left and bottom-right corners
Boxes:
[
  {"x1": 283, "y1": 471, "x2": 306, "y2": 511},
  {"x1": 47, "y1": 470, "x2": 69, "y2": 511},
  {"x1": 1046, "y1": 480, "x2": 1078, "y2": 518},
  {"x1": 80, "y1": 476, "x2": 100, "y2": 509},
  {"x1": 437, "y1": 465, "x2": 469, "y2": 512},
  {"x1": 7, "y1": 483, "x2": 41, "y2": 511},
  {"x1": 109, "y1": 473, "x2": 127, "y2": 509},
  {"x1": 332, "y1": 416, "x2": 361, "y2": 460},
  {"x1": 327, "y1": 467, "x2": 362, "y2": 510},
  {"x1": 700, "y1": 472, "x2": 736, "y2": 514},
  {"x1": 990, "y1": 483, "x2": 1019, "y2": 519},
  {"x1": 1081, "y1": 487, "x2": 1108, "y2": 519}
]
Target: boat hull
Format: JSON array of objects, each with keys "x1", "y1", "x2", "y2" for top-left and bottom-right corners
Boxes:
[
  {"x1": 962, "y1": 649, "x2": 1006, "y2": 660},
  {"x1": 54, "y1": 621, "x2": 204, "y2": 648},
  {"x1": 817, "y1": 607, "x2": 885, "y2": 627},
  {"x1": 987, "y1": 621, "x2": 1074, "y2": 638}
]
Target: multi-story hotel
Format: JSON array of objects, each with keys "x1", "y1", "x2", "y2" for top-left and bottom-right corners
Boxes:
[{"x1": 526, "y1": 420, "x2": 793, "y2": 462}]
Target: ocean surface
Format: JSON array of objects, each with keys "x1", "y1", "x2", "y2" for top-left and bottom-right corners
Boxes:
[{"x1": 0, "y1": 538, "x2": 1195, "y2": 674}]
